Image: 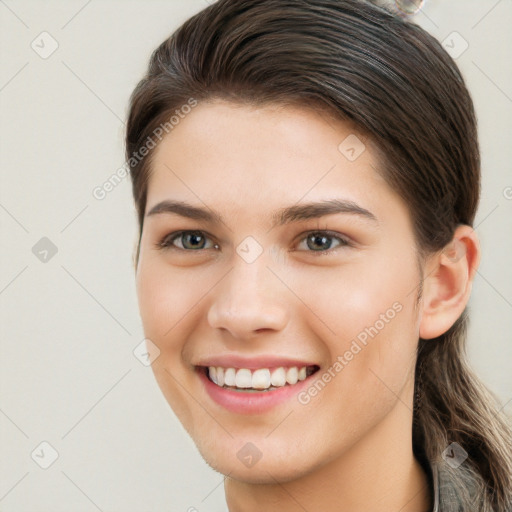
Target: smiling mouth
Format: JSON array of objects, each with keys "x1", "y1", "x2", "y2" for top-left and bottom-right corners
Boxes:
[{"x1": 200, "y1": 365, "x2": 320, "y2": 392}]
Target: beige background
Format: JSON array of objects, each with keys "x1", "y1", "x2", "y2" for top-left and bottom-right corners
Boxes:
[{"x1": 1, "y1": 1, "x2": 511, "y2": 510}]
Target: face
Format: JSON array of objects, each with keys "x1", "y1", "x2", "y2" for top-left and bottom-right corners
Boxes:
[{"x1": 136, "y1": 100, "x2": 423, "y2": 483}]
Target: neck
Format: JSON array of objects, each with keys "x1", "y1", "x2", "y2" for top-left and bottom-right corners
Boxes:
[{"x1": 224, "y1": 400, "x2": 431, "y2": 512}]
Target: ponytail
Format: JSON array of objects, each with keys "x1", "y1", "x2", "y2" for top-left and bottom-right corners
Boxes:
[{"x1": 413, "y1": 312, "x2": 512, "y2": 510}]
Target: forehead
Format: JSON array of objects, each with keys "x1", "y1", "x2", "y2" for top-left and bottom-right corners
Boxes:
[{"x1": 146, "y1": 100, "x2": 406, "y2": 227}]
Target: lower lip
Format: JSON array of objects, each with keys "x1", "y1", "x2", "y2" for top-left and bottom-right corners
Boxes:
[{"x1": 197, "y1": 368, "x2": 315, "y2": 415}]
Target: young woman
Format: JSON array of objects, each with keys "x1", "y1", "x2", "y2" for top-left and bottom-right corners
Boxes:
[{"x1": 125, "y1": 1, "x2": 512, "y2": 510}]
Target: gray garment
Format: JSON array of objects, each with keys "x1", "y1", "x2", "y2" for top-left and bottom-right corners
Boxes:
[
  {"x1": 431, "y1": 462, "x2": 466, "y2": 512},
  {"x1": 429, "y1": 460, "x2": 497, "y2": 512},
  {"x1": 430, "y1": 460, "x2": 469, "y2": 512}
]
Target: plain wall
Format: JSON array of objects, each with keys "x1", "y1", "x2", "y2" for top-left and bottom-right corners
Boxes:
[{"x1": 1, "y1": 1, "x2": 511, "y2": 510}]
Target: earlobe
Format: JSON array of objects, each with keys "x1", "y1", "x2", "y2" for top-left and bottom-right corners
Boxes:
[{"x1": 419, "y1": 225, "x2": 480, "y2": 340}]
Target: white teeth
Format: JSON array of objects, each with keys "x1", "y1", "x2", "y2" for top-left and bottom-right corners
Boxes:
[
  {"x1": 207, "y1": 365, "x2": 315, "y2": 390},
  {"x1": 270, "y1": 367, "x2": 286, "y2": 387},
  {"x1": 286, "y1": 367, "x2": 298, "y2": 385},
  {"x1": 252, "y1": 369, "x2": 271, "y2": 389},
  {"x1": 224, "y1": 367, "x2": 236, "y2": 386},
  {"x1": 235, "y1": 368, "x2": 252, "y2": 388},
  {"x1": 216, "y1": 367, "x2": 225, "y2": 386}
]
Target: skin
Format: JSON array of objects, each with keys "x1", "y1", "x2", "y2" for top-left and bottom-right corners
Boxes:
[{"x1": 135, "y1": 100, "x2": 480, "y2": 512}]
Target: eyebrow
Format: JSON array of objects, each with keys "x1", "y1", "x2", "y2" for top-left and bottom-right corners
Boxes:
[{"x1": 146, "y1": 198, "x2": 378, "y2": 228}]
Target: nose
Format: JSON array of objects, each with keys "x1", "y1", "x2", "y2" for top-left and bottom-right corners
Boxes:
[{"x1": 207, "y1": 252, "x2": 289, "y2": 340}]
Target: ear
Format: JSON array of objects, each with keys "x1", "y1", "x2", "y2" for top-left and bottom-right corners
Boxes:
[{"x1": 419, "y1": 225, "x2": 481, "y2": 340}]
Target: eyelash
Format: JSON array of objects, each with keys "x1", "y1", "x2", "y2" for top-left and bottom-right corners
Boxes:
[{"x1": 155, "y1": 230, "x2": 352, "y2": 255}]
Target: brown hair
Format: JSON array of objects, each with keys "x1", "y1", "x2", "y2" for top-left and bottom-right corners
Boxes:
[{"x1": 125, "y1": 1, "x2": 512, "y2": 509}]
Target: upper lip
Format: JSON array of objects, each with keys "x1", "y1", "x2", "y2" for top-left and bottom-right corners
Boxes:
[{"x1": 195, "y1": 354, "x2": 319, "y2": 370}]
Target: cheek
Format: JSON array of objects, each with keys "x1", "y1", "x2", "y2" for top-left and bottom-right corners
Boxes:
[
  {"x1": 332, "y1": 299, "x2": 418, "y2": 397},
  {"x1": 136, "y1": 262, "x2": 208, "y2": 436},
  {"x1": 290, "y1": 251, "x2": 420, "y2": 411},
  {"x1": 287, "y1": 249, "x2": 418, "y2": 351},
  {"x1": 136, "y1": 260, "x2": 204, "y2": 344}
]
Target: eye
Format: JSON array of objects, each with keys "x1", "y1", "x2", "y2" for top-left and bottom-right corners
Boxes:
[
  {"x1": 295, "y1": 231, "x2": 351, "y2": 254},
  {"x1": 157, "y1": 230, "x2": 218, "y2": 251},
  {"x1": 156, "y1": 229, "x2": 351, "y2": 254}
]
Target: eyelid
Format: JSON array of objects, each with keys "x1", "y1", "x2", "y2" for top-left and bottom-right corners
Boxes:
[{"x1": 156, "y1": 229, "x2": 353, "y2": 254}]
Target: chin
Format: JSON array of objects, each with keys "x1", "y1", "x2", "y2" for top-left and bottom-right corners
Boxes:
[
  {"x1": 205, "y1": 456, "x2": 314, "y2": 484},
  {"x1": 195, "y1": 435, "x2": 324, "y2": 484}
]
